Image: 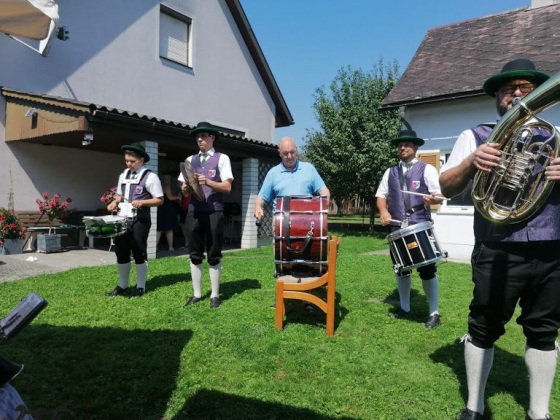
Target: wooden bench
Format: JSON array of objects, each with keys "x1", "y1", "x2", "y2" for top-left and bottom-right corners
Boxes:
[{"x1": 15, "y1": 211, "x2": 93, "y2": 251}]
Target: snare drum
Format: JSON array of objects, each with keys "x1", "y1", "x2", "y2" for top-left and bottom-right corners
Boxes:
[
  {"x1": 274, "y1": 196, "x2": 328, "y2": 275},
  {"x1": 83, "y1": 215, "x2": 128, "y2": 239},
  {"x1": 387, "y1": 221, "x2": 447, "y2": 273}
]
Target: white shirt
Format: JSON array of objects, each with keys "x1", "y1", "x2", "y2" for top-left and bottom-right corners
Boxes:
[
  {"x1": 375, "y1": 158, "x2": 441, "y2": 198},
  {"x1": 440, "y1": 128, "x2": 478, "y2": 174}
]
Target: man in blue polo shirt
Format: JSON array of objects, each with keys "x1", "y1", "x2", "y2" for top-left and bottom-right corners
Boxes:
[{"x1": 254, "y1": 136, "x2": 330, "y2": 220}]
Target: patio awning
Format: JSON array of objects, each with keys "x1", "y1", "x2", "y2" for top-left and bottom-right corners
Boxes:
[{"x1": 0, "y1": 0, "x2": 58, "y2": 40}]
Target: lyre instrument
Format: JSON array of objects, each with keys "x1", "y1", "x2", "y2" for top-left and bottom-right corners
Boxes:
[{"x1": 471, "y1": 71, "x2": 560, "y2": 224}]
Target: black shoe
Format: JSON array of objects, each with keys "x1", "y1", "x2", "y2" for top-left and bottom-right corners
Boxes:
[
  {"x1": 303, "y1": 302, "x2": 314, "y2": 313},
  {"x1": 458, "y1": 408, "x2": 484, "y2": 420},
  {"x1": 210, "y1": 297, "x2": 221, "y2": 308},
  {"x1": 425, "y1": 314, "x2": 441, "y2": 329},
  {"x1": 106, "y1": 286, "x2": 127, "y2": 297},
  {"x1": 185, "y1": 296, "x2": 202, "y2": 306},
  {"x1": 132, "y1": 288, "x2": 145, "y2": 297},
  {"x1": 391, "y1": 308, "x2": 411, "y2": 319}
]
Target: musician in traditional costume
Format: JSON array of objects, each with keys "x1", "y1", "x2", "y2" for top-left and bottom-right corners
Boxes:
[
  {"x1": 375, "y1": 130, "x2": 443, "y2": 329},
  {"x1": 440, "y1": 58, "x2": 560, "y2": 420},
  {"x1": 106, "y1": 144, "x2": 163, "y2": 297},
  {"x1": 179, "y1": 122, "x2": 233, "y2": 309}
]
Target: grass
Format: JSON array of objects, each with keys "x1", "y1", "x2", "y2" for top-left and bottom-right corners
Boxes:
[{"x1": 1, "y1": 230, "x2": 558, "y2": 419}]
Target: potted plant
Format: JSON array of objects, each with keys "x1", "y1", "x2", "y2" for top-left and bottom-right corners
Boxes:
[
  {"x1": 0, "y1": 208, "x2": 26, "y2": 255},
  {"x1": 35, "y1": 193, "x2": 72, "y2": 253}
]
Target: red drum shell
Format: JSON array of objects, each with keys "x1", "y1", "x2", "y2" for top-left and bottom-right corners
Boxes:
[{"x1": 274, "y1": 196, "x2": 328, "y2": 275}]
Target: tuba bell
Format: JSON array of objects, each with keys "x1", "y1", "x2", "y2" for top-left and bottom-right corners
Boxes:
[{"x1": 471, "y1": 71, "x2": 560, "y2": 224}]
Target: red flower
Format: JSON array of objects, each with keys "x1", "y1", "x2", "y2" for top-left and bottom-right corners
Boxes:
[{"x1": 36, "y1": 193, "x2": 72, "y2": 224}]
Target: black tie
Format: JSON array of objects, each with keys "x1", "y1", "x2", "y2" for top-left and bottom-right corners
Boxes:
[{"x1": 130, "y1": 171, "x2": 137, "y2": 179}]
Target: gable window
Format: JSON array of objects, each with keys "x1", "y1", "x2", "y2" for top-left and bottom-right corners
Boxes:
[{"x1": 159, "y1": 5, "x2": 191, "y2": 67}]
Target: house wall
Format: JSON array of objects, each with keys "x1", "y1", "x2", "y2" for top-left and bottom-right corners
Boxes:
[{"x1": 0, "y1": 0, "x2": 282, "y2": 253}]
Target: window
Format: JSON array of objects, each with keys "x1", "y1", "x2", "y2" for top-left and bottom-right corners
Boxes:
[{"x1": 159, "y1": 5, "x2": 191, "y2": 67}]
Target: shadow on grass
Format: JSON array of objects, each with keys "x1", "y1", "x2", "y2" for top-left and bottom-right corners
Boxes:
[
  {"x1": 6, "y1": 325, "x2": 192, "y2": 419},
  {"x1": 383, "y1": 288, "x2": 430, "y2": 324},
  {"x1": 175, "y1": 388, "x2": 356, "y2": 419},
  {"x1": 279, "y1": 291, "x2": 348, "y2": 334},
  {"x1": 430, "y1": 340, "x2": 529, "y2": 416}
]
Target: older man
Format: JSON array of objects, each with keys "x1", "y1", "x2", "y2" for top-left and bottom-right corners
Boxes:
[{"x1": 254, "y1": 136, "x2": 330, "y2": 220}]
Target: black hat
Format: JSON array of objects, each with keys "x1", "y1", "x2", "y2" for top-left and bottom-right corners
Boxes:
[
  {"x1": 190, "y1": 121, "x2": 220, "y2": 140},
  {"x1": 121, "y1": 144, "x2": 150, "y2": 162},
  {"x1": 390, "y1": 129, "x2": 425, "y2": 147},
  {"x1": 482, "y1": 58, "x2": 550, "y2": 97}
]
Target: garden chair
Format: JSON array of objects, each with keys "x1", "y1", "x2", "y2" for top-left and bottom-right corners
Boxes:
[{"x1": 275, "y1": 235, "x2": 341, "y2": 336}]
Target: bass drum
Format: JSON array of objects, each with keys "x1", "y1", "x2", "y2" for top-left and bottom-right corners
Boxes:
[{"x1": 274, "y1": 195, "x2": 329, "y2": 276}]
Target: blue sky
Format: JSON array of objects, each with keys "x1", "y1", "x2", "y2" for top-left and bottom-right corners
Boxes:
[{"x1": 240, "y1": 0, "x2": 529, "y2": 147}]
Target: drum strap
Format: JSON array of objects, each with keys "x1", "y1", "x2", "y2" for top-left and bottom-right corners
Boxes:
[
  {"x1": 282, "y1": 196, "x2": 314, "y2": 256},
  {"x1": 399, "y1": 166, "x2": 431, "y2": 223}
]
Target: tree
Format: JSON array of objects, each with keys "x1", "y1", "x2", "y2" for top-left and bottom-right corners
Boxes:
[{"x1": 303, "y1": 59, "x2": 402, "y2": 223}]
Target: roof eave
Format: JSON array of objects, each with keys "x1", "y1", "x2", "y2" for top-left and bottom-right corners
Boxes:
[
  {"x1": 225, "y1": 0, "x2": 294, "y2": 128},
  {"x1": 380, "y1": 90, "x2": 486, "y2": 110}
]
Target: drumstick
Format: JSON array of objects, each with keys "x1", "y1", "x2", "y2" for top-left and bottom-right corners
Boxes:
[
  {"x1": 389, "y1": 219, "x2": 403, "y2": 226},
  {"x1": 401, "y1": 190, "x2": 448, "y2": 200}
]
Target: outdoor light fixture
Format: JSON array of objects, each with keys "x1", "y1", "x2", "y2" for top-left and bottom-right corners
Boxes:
[
  {"x1": 82, "y1": 132, "x2": 93, "y2": 146},
  {"x1": 24, "y1": 108, "x2": 38, "y2": 118}
]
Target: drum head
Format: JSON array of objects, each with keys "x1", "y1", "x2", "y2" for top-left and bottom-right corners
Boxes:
[{"x1": 180, "y1": 160, "x2": 204, "y2": 202}]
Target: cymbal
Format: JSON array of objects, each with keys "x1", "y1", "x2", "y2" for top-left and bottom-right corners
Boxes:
[{"x1": 180, "y1": 160, "x2": 204, "y2": 202}]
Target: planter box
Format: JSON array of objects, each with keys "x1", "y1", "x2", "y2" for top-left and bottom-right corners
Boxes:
[
  {"x1": 1, "y1": 238, "x2": 24, "y2": 255},
  {"x1": 37, "y1": 234, "x2": 62, "y2": 253}
]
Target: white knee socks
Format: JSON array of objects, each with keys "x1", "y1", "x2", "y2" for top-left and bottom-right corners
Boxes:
[
  {"x1": 422, "y1": 276, "x2": 439, "y2": 316},
  {"x1": 118, "y1": 263, "x2": 131, "y2": 289},
  {"x1": 209, "y1": 264, "x2": 222, "y2": 298},
  {"x1": 190, "y1": 261, "x2": 203, "y2": 298},
  {"x1": 526, "y1": 345, "x2": 558, "y2": 419},
  {"x1": 136, "y1": 262, "x2": 148, "y2": 290},
  {"x1": 464, "y1": 338, "x2": 494, "y2": 415},
  {"x1": 396, "y1": 274, "x2": 411, "y2": 312}
]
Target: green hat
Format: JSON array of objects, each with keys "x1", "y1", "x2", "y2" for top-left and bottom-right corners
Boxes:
[
  {"x1": 121, "y1": 144, "x2": 150, "y2": 162},
  {"x1": 190, "y1": 121, "x2": 220, "y2": 140},
  {"x1": 482, "y1": 58, "x2": 550, "y2": 97},
  {"x1": 390, "y1": 129, "x2": 425, "y2": 147}
]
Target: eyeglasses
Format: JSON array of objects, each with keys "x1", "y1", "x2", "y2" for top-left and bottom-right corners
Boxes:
[{"x1": 499, "y1": 83, "x2": 535, "y2": 95}]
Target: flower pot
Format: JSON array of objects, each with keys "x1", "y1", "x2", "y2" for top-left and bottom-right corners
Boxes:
[
  {"x1": 37, "y1": 234, "x2": 62, "y2": 253},
  {"x1": 1, "y1": 238, "x2": 24, "y2": 255}
]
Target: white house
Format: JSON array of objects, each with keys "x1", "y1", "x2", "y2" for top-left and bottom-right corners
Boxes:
[
  {"x1": 0, "y1": 0, "x2": 293, "y2": 257},
  {"x1": 381, "y1": 0, "x2": 560, "y2": 260}
]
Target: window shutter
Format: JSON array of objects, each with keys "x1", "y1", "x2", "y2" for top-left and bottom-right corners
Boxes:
[{"x1": 160, "y1": 12, "x2": 189, "y2": 66}]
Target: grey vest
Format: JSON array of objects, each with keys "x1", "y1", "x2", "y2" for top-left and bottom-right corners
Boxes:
[
  {"x1": 387, "y1": 161, "x2": 431, "y2": 226},
  {"x1": 190, "y1": 152, "x2": 224, "y2": 212},
  {"x1": 471, "y1": 124, "x2": 560, "y2": 241}
]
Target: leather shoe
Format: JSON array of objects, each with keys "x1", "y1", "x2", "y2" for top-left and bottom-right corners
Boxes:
[
  {"x1": 458, "y1": 408, "x2": 484, "y2": 420},
  {"x1": 425, "y1": 314, "x2": 441, "y2": 329},
  {"x1": 185, "y1": 296, "x2": 202, "y2": 306},
  {"x1": 132, "y1": 288, "x2": 145, "y2": 297},
  {"x1": 210, "y1": 297, "x2": 221, "y2": 308},
  {"x1": 391, "y1": 308, "x2": 411, "y2": 319},
  {"x1": 106, "y1": 286, "x2": 127, "y2": 297},
  {"x1": 303, "y1": 302, "x2": 314, "y2": 313}
]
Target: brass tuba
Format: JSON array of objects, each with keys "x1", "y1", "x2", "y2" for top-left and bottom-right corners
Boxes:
[{"x1": 471, "y1": 71, "x2": 560, "y2": 224}]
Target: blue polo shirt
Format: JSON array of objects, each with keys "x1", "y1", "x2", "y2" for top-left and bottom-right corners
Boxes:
[{"x1": 258, "y1": 160, "x2": 326, "y2": 203}]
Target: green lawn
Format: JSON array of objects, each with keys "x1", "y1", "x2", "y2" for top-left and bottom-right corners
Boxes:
[{"x1": 1, "y1": 231, "x2": 557, "y2": 419}]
